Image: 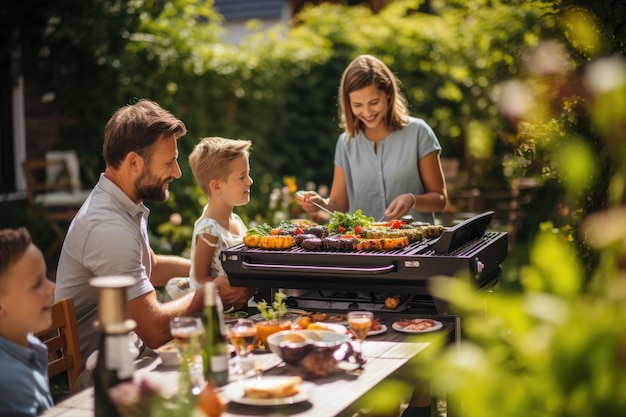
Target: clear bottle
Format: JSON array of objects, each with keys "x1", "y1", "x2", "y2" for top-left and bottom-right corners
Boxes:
[
  {"x1": 202, "y1": 282, "x2": 230, "y2": 386},
  {"x1": 90, "y1": 276, "x2": 137, "y2": 417}
]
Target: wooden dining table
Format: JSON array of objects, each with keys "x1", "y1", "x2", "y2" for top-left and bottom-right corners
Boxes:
[{"x1": 41, "y1": 312, "x2": 456, "y2": 417}]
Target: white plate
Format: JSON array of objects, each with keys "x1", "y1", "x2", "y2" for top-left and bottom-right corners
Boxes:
[
  {"x1": 317, "y1": 312, "x2": 348, "y2": 325},
  {"x1": 247, "y1": 309, "x2": 310, "y2": 322},
  {"x1": 316, "y1": 323, "x2": 347, "y2": 333},
  {"x1": 367, "y1": 324, "x2": 388, "y2": 336},
  {"x1": 392, "y1": 319, "x2": 443, "y2": 333},
  {"x1": 222, "y1": 377, "x2": 313, "y2": 406},
  {"x1": 223, "y1": 310, "x2": 249, "y2": 323}
]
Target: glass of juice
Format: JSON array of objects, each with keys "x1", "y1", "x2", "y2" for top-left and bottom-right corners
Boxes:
[{"x1": 347, "y1": 311, "x2": 373, "y2": 370}]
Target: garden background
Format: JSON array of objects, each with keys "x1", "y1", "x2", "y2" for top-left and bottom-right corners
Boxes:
[{"x1": 2, "y1": 0, "x2": 626, "y2": 415}]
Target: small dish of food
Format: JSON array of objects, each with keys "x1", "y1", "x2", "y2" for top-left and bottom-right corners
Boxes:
[
  {"x1": 392, "y1": 318, "x2": 443, "y2": 333},
  {"x1": 222, "y1": 376, "x2": 312, "y2": 405},
  {"x1": 156, "y1": 341, "x2": 181, "y2": 366}
]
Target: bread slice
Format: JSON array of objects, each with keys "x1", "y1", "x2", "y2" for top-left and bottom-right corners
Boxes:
[{"x1": 243, "y1": 376, "x2": 303, "y2": 399}]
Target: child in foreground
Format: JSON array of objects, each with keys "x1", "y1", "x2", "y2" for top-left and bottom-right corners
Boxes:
[{"x1": 0, "y1": 227, "x2": 56, "y2": 416}]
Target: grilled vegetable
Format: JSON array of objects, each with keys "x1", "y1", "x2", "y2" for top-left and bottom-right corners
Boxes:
[
  {"x1": 385, "y1": 294, "x2": 402, "y2": 310},
  {"x1": 246, "y1": 223, "x2": 272, "y2": 236},
  {"x1": 356, "y1": 237, "x2": 409, "y2": 252},
  {"x1": 361, "y1": 228, "x2": 423, "y2": 242},
  {"x1": 422, "y1": 225, "x2": 445, "y2": 239},
  {"x1": 259, "y1": 235, "x2": 295, "y2": 250},
  {"x1": 243, "y1": 234, "x2": 262, "y2": 248}
]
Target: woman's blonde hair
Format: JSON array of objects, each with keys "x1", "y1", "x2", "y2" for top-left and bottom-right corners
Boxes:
[
  {"x1": 189, "y1": 136, "x2": 252, "y2": 196},
  {"x1": 338, "y1": 55, "x2": 409, "y2": 140}
]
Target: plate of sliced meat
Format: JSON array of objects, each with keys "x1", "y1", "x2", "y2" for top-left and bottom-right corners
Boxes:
[
  {"x1": 392, "y1": 318, "x2": 443, "y2": 333},
  {"x1": 367, "y1": 324, "x2": 387, "y2": 336}
]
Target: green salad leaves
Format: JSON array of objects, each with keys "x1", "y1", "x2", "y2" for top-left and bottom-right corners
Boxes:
[{"x1": 327, "y1": 209, "x2": 375, "y2": 233}]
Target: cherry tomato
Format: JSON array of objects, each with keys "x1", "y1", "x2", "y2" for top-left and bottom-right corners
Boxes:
[
  {"x1": 338, "y1": 226, "x2": 345, "y2": 233},
  {"x1": 294, "y1": 227, "x2": 303, "y2": 235},
  {"x1": 355, "y1": 225, "x2": 363, "y2": 235},
  {"x1": 390, "y1": 220, "x2": 402, "y2": 229}
]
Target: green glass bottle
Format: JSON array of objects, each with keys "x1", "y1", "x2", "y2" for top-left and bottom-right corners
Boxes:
[
  {"x1": 90, "y1": 276, "x2": 137, "y2": 417},
  {"x1": 93, "y1": 329, "x2": 135, "y2": 417},
  {"x1": 202, "y1": 282, "x2": 229, "y2": 386}
]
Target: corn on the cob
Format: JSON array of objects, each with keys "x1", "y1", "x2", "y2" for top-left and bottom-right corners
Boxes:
[
  {"x1": 259, "y1": 235, "x2": 295, "y2": 250},
  {"x1": 243, "y1": 234, "x2": 261, "y2": 248},
  {"x1": 356, "y1": 237, "x2": 408, "y2": 252},
  {"x1": 361, "y1": 228, "x2": 423, "y2": 243},
  {"x1": 385, "y1": 294, "x2": 402, "y2": 309}
]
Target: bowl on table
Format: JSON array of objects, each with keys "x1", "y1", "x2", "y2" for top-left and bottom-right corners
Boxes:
[
  {"x1": 266, "y1": 330, "x2": 353, "y2": 378},
  {"x1": 156, "y1": 341, "x2": 182, "y2": 366}
]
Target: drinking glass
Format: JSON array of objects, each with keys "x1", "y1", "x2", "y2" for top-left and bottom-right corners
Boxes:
[
  {"x1": 347, "y1": 311, "x2": 373, "y2": 370},
  {"x1": 170, "y1": 316, "x2": 204, "y2": 394},
  {"x1": 228, "y1": 318, "x2": 258, "y2": 375},
  {"x1": 285, "y1": 309, "x2": 303, "y2": 330}
]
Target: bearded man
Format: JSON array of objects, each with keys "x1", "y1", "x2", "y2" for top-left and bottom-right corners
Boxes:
[{"x1": 55, "y1": 99, "x2": 253, "y2": 365}]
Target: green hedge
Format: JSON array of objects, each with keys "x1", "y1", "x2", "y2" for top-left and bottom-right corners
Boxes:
[{"x1": 1, "y1": 0, "x2": 607, "y2": 257}]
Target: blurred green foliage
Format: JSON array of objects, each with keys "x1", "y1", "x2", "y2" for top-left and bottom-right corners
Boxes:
[
  {"x1": 3, "y1": 0, "x2": 567, "y2": 255},
  {"x1": 375, "y1": 3, "x2": 626, "y2": 415},
  {"x1": 3, "y1": 1, "x2": 626, "y2": 414}
]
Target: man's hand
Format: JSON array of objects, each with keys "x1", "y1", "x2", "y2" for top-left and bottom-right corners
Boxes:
[{"x1": 214, "y1": 276, "x2": 257, "y2": 310}]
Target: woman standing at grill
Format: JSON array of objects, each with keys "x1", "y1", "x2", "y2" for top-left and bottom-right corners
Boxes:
[
  {"x1": 296, "y1": 54, "x2": 447, "y2": 223},
  {"x1": 295, "y1": 54, "x2": 442, "y2": 417}
]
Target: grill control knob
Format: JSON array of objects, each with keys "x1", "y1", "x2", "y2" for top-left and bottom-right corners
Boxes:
[{"x1": 473, "y1": 257, "x2": 485, "y2": 280}]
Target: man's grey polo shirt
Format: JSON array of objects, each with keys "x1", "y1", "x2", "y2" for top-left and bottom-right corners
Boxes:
[{"x1": 55, "y1": 173, "x2": 154, "y2": 364}]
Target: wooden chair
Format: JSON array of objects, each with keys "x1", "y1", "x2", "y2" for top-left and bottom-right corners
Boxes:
[
  {"x1": 21, "y1": 155, "x2": 90, "y2": 259},
  {"x1": 35, "y1": 298, "x2": 83, "y2": 393}
]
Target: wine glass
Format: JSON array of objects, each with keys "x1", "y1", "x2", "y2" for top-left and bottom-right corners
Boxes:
[
  {"x1": 347, "y1": 311, "x2": 373, "y2": 370},
  {"x1": 170, "y1": 316, "x2": 204, "y2": 394},
  {"x1": 228, "y1": 318, "x2": 258, "y2": 375}
]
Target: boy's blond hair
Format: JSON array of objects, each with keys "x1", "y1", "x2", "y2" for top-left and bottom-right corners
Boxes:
[
  {"x1": 189, "y1": 136, "x2": 252, "y2": 197},
  {"x1": 0, "y1": 227, "x2": 32, "y2": 280}
]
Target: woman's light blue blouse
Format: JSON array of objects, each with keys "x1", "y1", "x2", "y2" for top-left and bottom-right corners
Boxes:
[{"x1": 334, "y1": 117, "x2": 441, "y2": 223}]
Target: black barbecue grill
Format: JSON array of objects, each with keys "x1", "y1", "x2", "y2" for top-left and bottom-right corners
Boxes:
[{"x1": 222, "y1": 211, "x2": 507, "y2": 315}]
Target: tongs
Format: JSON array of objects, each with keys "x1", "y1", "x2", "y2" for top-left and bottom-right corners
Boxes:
[
  {"x1": 297, "y1": 191, "x2": 335, "y2": 217},
  {"x1": 298, "y1": 191, "x2": 386, "y2": 222},
  {"x1": 310, "y1": 200, "x2": 335, "y2": 217},
  {"x1": 314, "y1": 201, "x2": 386, "y2": 223}
]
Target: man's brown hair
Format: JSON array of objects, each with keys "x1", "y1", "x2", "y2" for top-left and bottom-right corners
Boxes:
[{"x1": 103, "y1": 99, "x2": 187, "y2": 169}]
